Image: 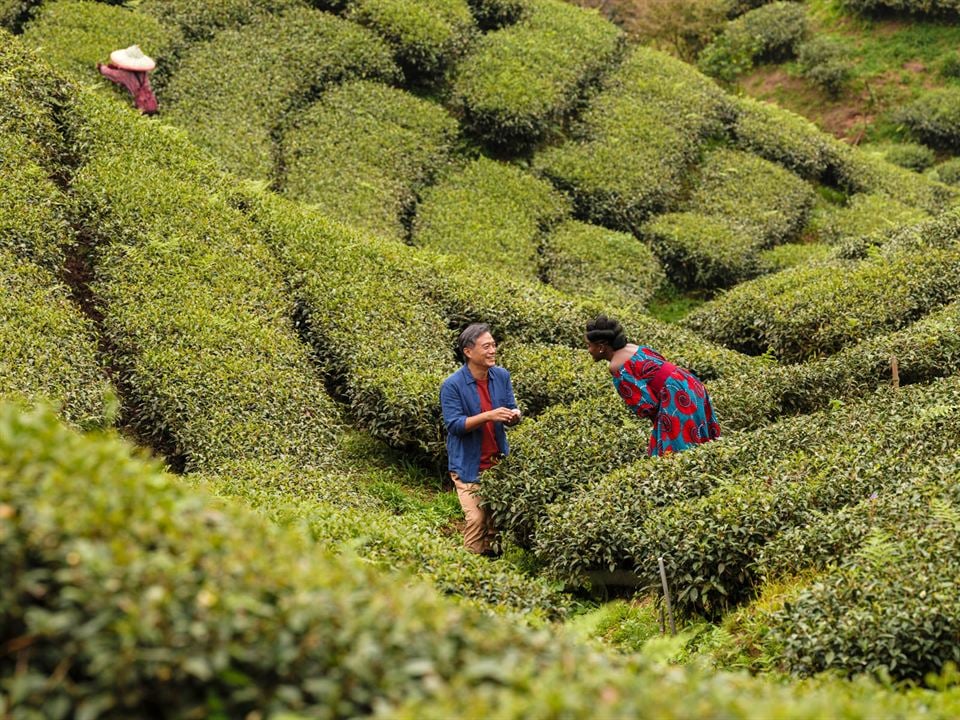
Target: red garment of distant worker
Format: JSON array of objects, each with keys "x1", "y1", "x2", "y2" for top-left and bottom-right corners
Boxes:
[{"x1": 97, "y1": 45, "x2": 158, "y2": 115}]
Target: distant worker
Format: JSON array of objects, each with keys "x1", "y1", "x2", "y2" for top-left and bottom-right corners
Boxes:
[
  {"x1": 585, "y1": 314, "x2": 720, "y2": 456},
  {"x1": 440, "y1": 323, "x2": 521, "y2": 556},
  {"x1": 97, "y1": 45, "x2": 158, "y2": 115}
]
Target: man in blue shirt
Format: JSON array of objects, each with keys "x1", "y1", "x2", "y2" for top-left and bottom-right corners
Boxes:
[{"x1": 440, "y1": 323, "x2": 521, "y2": 556}]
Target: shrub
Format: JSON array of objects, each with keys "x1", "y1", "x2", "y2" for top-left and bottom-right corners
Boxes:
[
  {"x1": 540, "y1": 219, "x2": 666, "y2": 309},
  {"x1": 69, "y1": 93, "x2": 341, "y2": 471},
  {"x1": 932, "y1": 156, "x2": 960, "y2": 185},
  {"x1": 698, "y1": 1, "x2": 808, "y2": 82},
  {"x1": 452, "y1": 0, "x2": 623, "y2": 150},
  {"x1": 0, "y1": 0, "x2": 39, "y2": 31},
  {"x1": 877, "y1": 142, "x2": 936, "y2": 172},
  {"x1": 841, "y1": 0, "x2": 960, "y2": 16},
  {"x1": 345, "y1": 0, "x2": 476, "y2": 78},
  {"x1": 281, "y1": 80, "x2": 458, "y2": 241},
  {"x1": 138, "y1": 0, "x2": 298, "y2": 41},
  {"x1": 0, "y1": 250, "x2": 109, "y2": 428},
  {"x1": 21, "y1": 0, "x2": 180, "y2": 85},
  {"x1": 466, "y1": 0, "x2": 528, "y2": 29},
  {"x1": 895, "y1": 86, "x2": 960, "y2": 152},
  {"x1": 413, "y1": 157, "x2": 570, "y2": 280},
  {"x1": 625, "y1": 0, "x2": 730, "y2": 63},
  {"x1": 682, "y1": 210, "x2": 960, "y2": 362},
  {"x1": 163, "y1": 6, "x2": 398, "y2": 180},
  {"x1": 757, "y1": 242, "x2": 832, "y2": 271},
  {"x1": 796, "y1": 35, "x2": 853, "y2": 97},
  {"x1": 535, "y1": 45, "x2": 733, "y2": 231},
  {"x1": 813, "y1": 192, "x2": 928, "y2": 245}
]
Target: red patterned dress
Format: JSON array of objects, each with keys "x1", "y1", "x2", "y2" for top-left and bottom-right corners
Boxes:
[{"x1": 612, "y1": 346, "x2": 720, "y2": 457}]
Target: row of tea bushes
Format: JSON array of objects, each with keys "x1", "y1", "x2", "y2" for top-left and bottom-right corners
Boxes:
[
  {"x1": 894, "y1": 86, "x2": 960, "y2": 152},
  {"x1": 535, "y1": 378, "x2": 960, "y2": 618},
  {"x1": 412, "y1": 156, "x2": 570, "y2": 280},
  {"x1": 69, "y1": 92, "x2": 341, "y2": 471},
  {"x1": 534, "y1": 46, "x2": 732, "y2": 231},
  {"x1": 342, "y1": 0, "x2": 476, "y2": 79},
  {"x1": 0, "y1": 250, "x2": 109, "y2": 428},
  {"x1": 682, "y1": 209, "x2": 960, "y2": 362},
  {"x1": 235, "y1": 188, "x2": 457, "y2": 458},
  {"x1": 8, "y1": 404, "x2": 960, "y2": 717},
  {"x1": 539, "y1": 220, "x2": 665, "y2": 310},
  {"x1": 467, "y1": 0, "x2": 527, "y2": 29},
  {"x1": 841, "y1": 0, "x2": 960, "y2": 17},
  {"x1": 139, "y1": 0, "x2": 298, "y2": 41},
  {"x1": 281, "y1": 79, "x2": 458, "y2": 241},
  {"x1": 769, "y1": 484, "x2": 960, "y2": 680},
  {"x1": 197, "y1": 458, "x2": 573, "y2": 618},
  {"x1": 452, "y1": 0, "x2": 623, "y2": 150},
  {"x1": 812, "y1": 192, "x2": 928, "y2": 246},
  {"x1": 21, "y1": 0, "x2": 181, "y2": 86},
  {"x1": 641, "y1": 148, "x2": 814, "y2": 288},
  {"x1": 163, "y1": 5, "x2": 399, "y2": 180}
]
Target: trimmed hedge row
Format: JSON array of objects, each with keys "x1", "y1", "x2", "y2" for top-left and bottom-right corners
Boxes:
[
  {"x1": 812, "y1": 192, "x2": 928, "y2": 245},
  {"x1": 198, "y1": 458, "x2": 573, "y2": 618},
  {"x1": 466, "y1": 0, "x2": 528, "y2": 29},
  {"x1": 682, "y1": 209, "x2": 960, "y2": 362},
  {"x1": 540, "y1": 219, "x2": 665, "y2": 310},
  {"x1": 698, "y1": 1, "x2": 808, "y2": 83},
  {"x1": 452, "y1": 0, "x2": 623, "y2": 149},
  {"x1": 534, "y1": 46, "x2": 733, "y2": 231},
  {"x1": 21, "y1": 1, "x2": 180, "y2": 84},
  {"x1": 894, "y1": 86, "x2": 960, "y2": 152},
  {"x1": 138, "y1": 0, "x2": 298, "y2": 41},
  {"x1": 535, "y1": 377, "x2": 960, "y2": 617},
  {"x1": 413, "y1": 156, "x2": 570, "y2": 280},
  {"x1": 842, "y1": 0, "x2": 960, "y2": 18},
  {"x1": 69, "y1": 92, "x2": 341, "y2": 471},
  {"x1": 281, "y1": 79, "x2": 458, "y2": 241},
  {"x1": 7, "y1": 404, "x2": 960, "y2": 718},
  {"x1": 0, "y1": 249, "x2": 109, "y2": 428},
  {"x1": 163, "y1": 5, "x2": 398, "y2": 180},
  {"x1": 641, "y1": 148, "x2": 814, "y2": 288},
  {"x1": 344, "y1": 0, "x2": 476, "y2": 78},
  {"x1": 770, "y1": 486, "x2": 960, "y2": 680}
]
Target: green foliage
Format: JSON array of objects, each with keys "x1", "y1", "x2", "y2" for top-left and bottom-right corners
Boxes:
[
  {"x1": 21, "y1": 1, "x2": 180, "y2": 84},
  {"x1": 164, "y1": 6, "x2": 399, "y2": 180},
  {"x1": 682, "y1": 209, "x2": 960, "y2": 362},
  {"x1": 346, "y1": 0, "x2": 476, "y2": 78},
  {"x1": 466, "y1": 0, "x2": 528, "y2": 29},
  {"x1": 0, "y1": 250, "x2": 109, "y2": 428},
  {"x1": 931, "y1": 157, "x2": 960, "y2": 185},
  {"x1": 642, "y1": 148, "x2": 815, "y2": 288},
  {"x1": 841, "y1": 0, "x2": 960, "y2": 17},
  {"x1": 796, "y1": 35, "x2": 853, "y2": 97},
  {"x1": 452, "y1": 0, "x2": 623, "y2": 149},
  {"x1": 698, "y1": 1, "x2": 808, "y2": 83},
  {"x1": 535, "y1": 46, "x2": 732, "y2": 230},
  {"x1": 813, "y1": 192, "x2": 929, "y2": 245},
  {"x1": 540, "y1": 220, "x2": 666, "y2": 309},
  {"x1": 138, "y1": 0, "x2": 299, "y2": 41},
  {"x1": 500, "y1": 341, "x2": 606, "y2": 416},
  {"x1": 281, "y1": 79, "x2": 458, "y2": 241},
  {"x1": 758, "y1": 242, "x2": 832, "y2": 272},
  {"x1": 874, "y1": 142, "x2": 937, "y2": 172},
  {"x1": 895, "y1": 86, "x2": 960, "y2": 152},
  {"x1": 413, "y1": 156, "x2": 570, "y2": 279}
]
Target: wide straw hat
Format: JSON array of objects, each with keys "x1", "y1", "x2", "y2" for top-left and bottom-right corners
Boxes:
[{"x1": 109, "y1": 45, "x2": 155, "y2": 72}]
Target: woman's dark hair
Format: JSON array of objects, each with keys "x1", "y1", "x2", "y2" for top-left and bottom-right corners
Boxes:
[
  {"x1": 456, "y1": 322, "x2": 492, "y2": 362},
  {"x1": 585, "y1": 315, "x2": 627, "y2": 350}
]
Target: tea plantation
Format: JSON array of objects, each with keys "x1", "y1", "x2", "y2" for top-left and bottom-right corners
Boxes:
[{"x1": 4, "y1": 0, "x2": 960, "y2": 716}]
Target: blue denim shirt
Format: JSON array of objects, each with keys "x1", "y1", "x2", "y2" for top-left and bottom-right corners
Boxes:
[{"x1": 440, "y1": 364, "x2": 518, "y2": 483}]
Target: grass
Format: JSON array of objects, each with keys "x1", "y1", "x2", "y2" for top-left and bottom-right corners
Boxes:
[{"x1": 646, "y1": 283, "x2": 711, "y2": 323}]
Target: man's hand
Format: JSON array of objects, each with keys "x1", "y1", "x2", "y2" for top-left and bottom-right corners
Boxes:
[{"x1": 487, "y1": 407, "x2": 518, "y2": 423}]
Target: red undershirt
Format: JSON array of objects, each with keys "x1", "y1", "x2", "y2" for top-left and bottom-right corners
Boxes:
[{"x1": 476, "y1": 376, "x2": 500, "y2": 471}]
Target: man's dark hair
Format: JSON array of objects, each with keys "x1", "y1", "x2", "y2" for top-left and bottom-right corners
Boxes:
[
  {"x1": 585, "y1": 315, "x2": 627, "y2": 350},
  {"x1": 457, "y1": 322, "x2": 492, "y2": 362}
]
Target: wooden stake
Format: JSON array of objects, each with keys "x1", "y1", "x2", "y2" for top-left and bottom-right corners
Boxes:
[
  {"x1": 658, "y1": 556, "x2": 676, "y2": 636},
  {"x1": 891, "y1": 355, "x2": 900, "y2": 390}
]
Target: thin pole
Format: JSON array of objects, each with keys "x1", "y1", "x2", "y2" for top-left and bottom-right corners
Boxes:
[
  {"x1": 891, "y1": 355, "x2": 900, "y2": 390},
  {"x1": 658, "y1": 556, "x2": 676, "y2": 636}
]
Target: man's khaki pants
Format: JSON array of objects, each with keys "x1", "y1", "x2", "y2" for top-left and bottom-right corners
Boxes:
[{"x1": 451, "y1": 473, "x2": 496, "y2": 554}]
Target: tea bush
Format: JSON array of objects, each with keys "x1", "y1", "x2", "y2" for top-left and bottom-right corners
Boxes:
[
  {"x1": 5, "y1": 403, "x2": 957, "y2": 718},
  {"x1": 642, "y1": 148, "x2": 814, "y2": 288},
  {"x1": 770, "y1": 490, "x2": 960, "y2": 680},
  {"x1": 69, "y1": 94, "x2": 340, "y2": 471},
  {"x1": 163, "y1": 6, "x2": 398, "y2": 180},
  {"x1": 345, "y1": 0, "x2": 476, "y2": 78},
  {"x1": 932, "y1": 157, "x2": 960, "y2": 185},
  {"x1": 698, "y1": 1, "x2": 808, "y2": 83},
  {"x1": 281, "y1": 79, "x2": 458, "y2": 241},
  {"x1": 452, "y1": 0, "x2": 622, "y2": 149},
  {"x1": 467, "y1": 0, "x2": 528, "y2": 28},
  {"x1": 876, "y1": 142, "x2": 936, "y2": 172},
  {"x1": 813, "y1": 192, "x2": 928, "y2": 245},
  {"x1": 0, "y1": 250, "x2": 109, "y2": 428},
  {"x1": 534, "y1": 46, "x2": 732, "y2": 231},
  {"x1": 540, "y1": 220, "x2": 665, "y2": 309},
  {"x1": 21, "y1": 1, "x2": 180, "y2": 83},
  {"x1": 0, "y1": 0, "x2": 37, "y2": 30},
  {"x1": 138, "y1": 0, "x2": 299, "y2": 42},
  {"x1": 413, "y1": 156, "x2": 570, "y2": 280},
  {"x1": 895, "y1": 86, "x2": 960, "y2": 152},
  {"x1": 842, "y1": 0, "x2": 960, "y2": 17},
  {"x1": 796, "y1": 35, "x2": 852, "y2": 97},
  {"x1": 682, "y1": 210, "x2": 960, "y2": 361}
]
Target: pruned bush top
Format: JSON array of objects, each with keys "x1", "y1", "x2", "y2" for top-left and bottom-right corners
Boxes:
[
  {"x1": 139, "y1": 0, "x2": 298, "y2": 41},
  {"x1": 534, "y1": 45, "x2": 732, "y2": 230},
  {"x1": 164, "y1": 5, "x2": 399, "y2": 180},
  {"x1": 282, "y1": 80, "x2": 458, "y2": 241},
  {"x1": 894, "y1": 86, "x2": 960, "y2": 152},
  {"x1": 413, "y1": 156, "x2": 570, "y2": 279},
  {"x1": 452, "y1": 0, "x2": 622, "y2": 149},
  {"x1": 842, "y1": 0, "x2": 960, "y2": 18}
]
